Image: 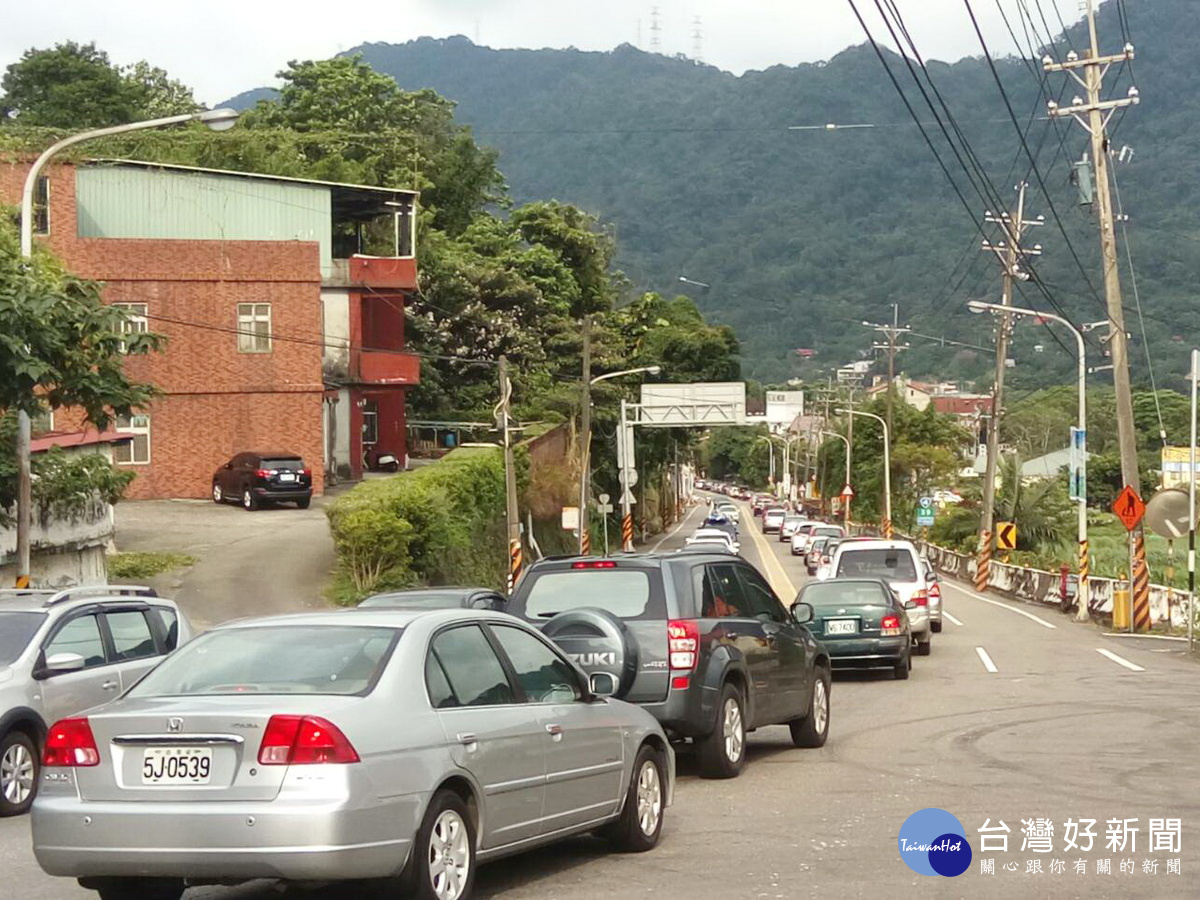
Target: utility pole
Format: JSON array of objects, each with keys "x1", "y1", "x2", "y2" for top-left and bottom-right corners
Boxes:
[
  {"x1": 1044, "y1": 0, "x2": 1147, "y2": 624},
  {"x1": 975, "y1": 182, "x2": 1042, "y2": 593},
  {"x1": 577, "y1": 317, "x2": 592, "y2": 555},
  {"x1": 498, "y1": 355, "x2": 522, "y2": 589},
  {"x1": 865, "y1": 305, "x2": 910, "y2": 439}
]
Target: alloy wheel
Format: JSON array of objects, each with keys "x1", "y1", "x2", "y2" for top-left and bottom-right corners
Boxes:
[
  {"x1": 636, "y1": 759, "x2": 663, "y2": 836},
  {"x1": 1, "y1": 741, "x2": 35, "y2": 806},
  {"x1": 428, "y1": 808, "x2": 471, "y2": 900},
  {"x1": 212, "y1": 483, "x2": 222, "y2": 503},
  {"x1": 722, "y1": 696, "x2": 744, "y2": 763},
  {"x1": 812, "y1": 678, "x2": 829, "y2": 736}
]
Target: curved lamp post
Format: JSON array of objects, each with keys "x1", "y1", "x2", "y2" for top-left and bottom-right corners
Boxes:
[{"x1": 836, "y1": 407, "x2": 890, "y2": 537}]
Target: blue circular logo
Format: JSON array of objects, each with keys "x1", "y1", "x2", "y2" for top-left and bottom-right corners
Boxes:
[{"x1": 897, "y1": 808, "x2": 972, "y2": 877}]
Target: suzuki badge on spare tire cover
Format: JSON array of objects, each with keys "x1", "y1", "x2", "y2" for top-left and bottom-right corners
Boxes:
[{"x1": 541, "y1": 608, "x2": 640, "y2": 699}]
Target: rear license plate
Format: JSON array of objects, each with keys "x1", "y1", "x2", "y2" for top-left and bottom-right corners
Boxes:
[
  {"x1": 141, "y1": 747, "x2": 212, "y2": 785},
  {"x1": 278, "y1": 472, "x2": 297, "y2": 483},
  {"x1": 825, "y1": 619, "x2": 858, "y2": 635}
]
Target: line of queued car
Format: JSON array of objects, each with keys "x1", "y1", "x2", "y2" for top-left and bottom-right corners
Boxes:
[{"x1": 5, "y1": 515, "x2": 839, "y2": 900}]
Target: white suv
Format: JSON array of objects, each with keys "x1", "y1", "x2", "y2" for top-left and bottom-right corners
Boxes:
[
  {"x1": 824, "y1": 540, "x2": 933, "y2": 656},
  {"x1": 0, "y1": 586, "x2": 192, "y2": 816}
]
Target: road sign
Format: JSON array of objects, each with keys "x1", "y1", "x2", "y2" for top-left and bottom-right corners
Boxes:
[
  {"x1": 918, "y1": 496, "x2": 933, "y2": 510},
  {"x1": 1068, "y1": 427, "x2": 1087, "y2": 501},
  {"x1": 620, "y1": 488, "x2": 637, "y2": 506},
  {"x1": 561, "y1": 506, "x2": 580, "y2": 530},
  {"x1": 841, "y1": 484, "x2": 855, "y2": 498},
  {"x1": 1112, "y1": 485, "x2": 1146, "y2": 531},
  {"x1": 618, "y1": 468, "x2": 638, "y2": 487},
  {"x1": 1144, "y1": 488, "x2": 1189, "y2": 539},
  {"x1": 598, "y1": 492, "x2": 611, "y2": 505},
  {"x1": 996, "y1": 522, "x2": 1017, "y2": 550},
  {"x1": 916, "y1": 498, "x2": 935, "y2": 528}
]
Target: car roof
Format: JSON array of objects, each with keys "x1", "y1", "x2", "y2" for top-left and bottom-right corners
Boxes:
[
  {"x1": 835, "y1": 539, "x2": 917, "y2": 551},
  {"x1": 0, "y1": 585, "x2": 173, "y2": 613},
  {"x1": 208, "y1": 607, "x2": 517, "y2": 632},
  {"x1": 250, "y1": 450, "x2": 304, "y2": 459},
  {"x1": 365, "y1": 586, "x2": 497, "y2": 598}
]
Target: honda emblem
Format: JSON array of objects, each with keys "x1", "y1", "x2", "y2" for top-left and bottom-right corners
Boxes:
[{"x1": 167, "y1": 717, "x2": 183, "y2": 733}]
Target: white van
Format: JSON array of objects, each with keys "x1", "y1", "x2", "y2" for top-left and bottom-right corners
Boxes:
[{"x1": 825, "y1": 539, "x2": 932, "y2": 656}]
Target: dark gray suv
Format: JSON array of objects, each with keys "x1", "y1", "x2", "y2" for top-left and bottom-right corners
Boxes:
[{"x1": 507, "y1": 553, "x2": 831, "y2": 779}]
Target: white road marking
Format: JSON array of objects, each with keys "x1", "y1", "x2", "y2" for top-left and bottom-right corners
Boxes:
[
  {"x1": 975, "y1": 646, "x2": 998, "y2": 673},
  {"x1": 650, "y1": 503, "x2": 702, "y2": 552},
  {"x1": 1096, "y1": 647, "x2": 1146, "y2": 672},
  {"x1": 945, "y1": 583, "x2": 1057, "y2": 629},
  {"x1": 741, "y1": 504, "x2": 797, "y2": 598},
  {"x1": 943, "y1": 611, "x2": 964, "y2": 627}
]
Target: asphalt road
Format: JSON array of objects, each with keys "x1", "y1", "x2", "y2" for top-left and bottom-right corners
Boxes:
[{"x1": 6, "y1": 498, "x2": 1200, "y2": 898}]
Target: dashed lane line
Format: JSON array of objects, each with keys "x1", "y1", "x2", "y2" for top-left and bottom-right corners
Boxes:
[
  {"x1": 944, "y1": 582, "x2": 1058, "y2": 630},
  {"x1": 1096, "y1": 647, "x2": 1146, "y2": 672},
  {"x1": 943, "y1": 611, "x2": 964, "y2": 627},
  {"x1": 975, "y1": 646, "x2": 998, "y2": 673}
]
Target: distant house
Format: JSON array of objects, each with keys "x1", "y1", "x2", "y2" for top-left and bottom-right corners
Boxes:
[
  {"x1": 1020, "y1": 448, "x2": 1084, "y2": 482},
  {"x1": 867, "y1": 375, "x2": 934, "y2": 411}
]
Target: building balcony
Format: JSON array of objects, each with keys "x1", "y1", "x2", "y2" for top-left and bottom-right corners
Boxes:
[
  {"x1": 353, "y1": 350, "x2": 420, "y2": 386},
  {"x1": 324, "y1": 255, "x2": 418, "y2": 290}
]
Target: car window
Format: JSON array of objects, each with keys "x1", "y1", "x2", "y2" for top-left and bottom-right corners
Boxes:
[
  {"x1": 835, "y1": 548, "x2": 918, "y2": 581},
  {"x1": 428, "y1": 625, "x2": 514, "y2": 707},
  {"x1": 425, "y1": 653, "x2": 457, "y2": 709},
  {"x1": 153, "y1": 607, "x2": 180, "y2": 651},
  {"x1": 127, "y1": 625, "x2": 398, "y2": 696},
  {"x1": 45, "y1": 614, "x2": 107, "y2": 668},
  {"x1": 801, "y1": 581, "x2": 891, "y2": 606},
  {"x1": 261, "y1": 457, "x2": 304, "y2": 470},
  {"x1": 736, "y1": 566, "x2": 787, "y2": 622},
  {"x1": 702, "y1": 564, "x2": 749, "y2": 618},
  {"x1": 490, "y1": 625, "x2": 581, "y2": 704},
  {"x1": 520, "y1": 569, "x2": 661, "y2": 620},
  {"x1": 0, "y1": 611, "x2": 46, "y2": 666},
  {"x1": 105, "y1": 610, "x2": 158, "y2": 661}
]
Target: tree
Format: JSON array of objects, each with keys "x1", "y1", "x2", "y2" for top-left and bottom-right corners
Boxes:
[
  {"x1": 121, "y1": 61, "x2": 199, "y2": 118},
  {"x1": 0, "y1": 217, "x2": 162, "y2": 510},
  {"x1": 1, "y1": 42, "x2": 137, "y2": 127}
]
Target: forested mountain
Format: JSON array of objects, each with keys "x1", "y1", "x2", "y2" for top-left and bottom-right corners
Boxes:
[{"x1": 231, "y1": 0, "x2": 1198, "y2": 388}]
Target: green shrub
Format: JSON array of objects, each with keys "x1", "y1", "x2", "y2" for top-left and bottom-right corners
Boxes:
[
  {"x1": 326, "y1": 447, "x2": 514, "y2": 604},
  {"x1": 107, "y1": 551, "x2": 196, "y2": 580}
]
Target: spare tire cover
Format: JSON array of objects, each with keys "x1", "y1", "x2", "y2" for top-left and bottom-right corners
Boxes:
[{"x1": 541, "y1": 608, "x2": 639, "y2": 699}]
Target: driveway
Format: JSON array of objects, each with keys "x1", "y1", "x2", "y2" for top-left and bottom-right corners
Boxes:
[{"x1": 113, "y1": 495, "x2": 338, "y2": 630}]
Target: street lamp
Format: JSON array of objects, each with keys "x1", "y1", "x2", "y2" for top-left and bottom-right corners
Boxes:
[
  {"x1": 836, "y1": 408, "x2": 891, "y2": 537},
  {"x1": 14, "y1": 108, "x2": 241, "y2": 586},
  {"x1": 579, "y1": 365, "x2": 662, "y2": 554},
  {"x1": 678, "y1": 276, "x2": 711, "y2": 289},
  {"x1": 821, "y1": 430, "x2": 852, "y2": 530},
  {"x1": 968, "y1": 299, "x2": 1089, "y2": 621}
]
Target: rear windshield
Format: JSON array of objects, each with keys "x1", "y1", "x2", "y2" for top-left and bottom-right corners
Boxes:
[
  {"x1": 814, "y1": 527, "x2": 843, "y2": 538},
  {"x1": 520, "y1": 569, "x2": 661, "y2": 620},
  {"x1": 0, "y1": 611, "x2": 46, "y2": 666},
  {"x1": 836, "y1": 549, "x2": 917, "y2": 582},
  {"x1": 261, "y1": 458, "x2": 303, "y2": 469},
  {"x1": 801, "y1": 581, "x2": 889, "y2": 606},
  {"x1": 359, "y1": 592, "x2": 466, "y2": 609},
  {"x1": 127, "y1": 625, "x2": 399, "y2": 697}
]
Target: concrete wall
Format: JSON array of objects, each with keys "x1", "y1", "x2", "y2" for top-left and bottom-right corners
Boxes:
[{"x1": 0, "y1": 497, "x2": 113, "y2": 588}]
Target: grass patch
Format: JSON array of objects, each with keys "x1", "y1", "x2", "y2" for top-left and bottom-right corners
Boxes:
[{"x1": 107, "y1": 551, "x2": 197, "y2": 580}]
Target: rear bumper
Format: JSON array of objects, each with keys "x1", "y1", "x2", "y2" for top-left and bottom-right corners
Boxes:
[
  {"x1": 253, "y1": 487, "x2": 313, "y2": 501},
  {"x1": 825, "y1": 637, "x2": 908, "y2": 667},
  {"x1": 32, "y1": 793, "x2": 420, "y2": 881}
]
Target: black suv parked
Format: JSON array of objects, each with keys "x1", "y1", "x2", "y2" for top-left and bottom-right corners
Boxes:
[
  {"x1": 212, "y1": 451, "x2": 313, "y2": 510},
  {"x1": 506, "y1": 552, "x2": 831, "y2": 778}
]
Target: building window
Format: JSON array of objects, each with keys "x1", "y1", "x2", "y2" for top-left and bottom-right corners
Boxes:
[
  {"x1": 237, "y1": 303, "x2": 272, "y2": 353},
  {"x1": 113, "y1": 303, "x2": 148, "y2": 354},
  {"x1": 29, "y1": 403, "x2": 54, "y2": 435},
  {"x1": 32, "y1": 176, "x2": 49, "y2": 236},
  {"x1": 114, "y1": 414, "x2": 151, "y2": 465},
  {"x1": 362, "y1": 400, "x2": 378, "y2": 446}
]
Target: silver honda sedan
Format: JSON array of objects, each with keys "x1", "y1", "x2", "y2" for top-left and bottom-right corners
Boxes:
[{"x1": 32, "y1": 608, "x2": 674, "y2": 900}]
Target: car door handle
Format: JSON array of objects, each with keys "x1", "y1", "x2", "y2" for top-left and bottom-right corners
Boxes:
[
  {"x1": 456, "y1": 732, "x2": 478, "y2": 746},
  {"x1": 101, "y1": 680, "x2": 120, "y2": 691},
  {"x1": 545, "y1": 723, "x2": 563, "y2": 737}
]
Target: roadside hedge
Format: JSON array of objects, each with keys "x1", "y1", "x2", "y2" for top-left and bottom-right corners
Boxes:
[{"x1": 325, "y1": 447, "x2": 512, "y2": 604}]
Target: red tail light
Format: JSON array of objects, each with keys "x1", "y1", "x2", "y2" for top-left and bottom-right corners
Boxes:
[
  {"x1": 43, "y1": 717, "x2": 100, "y2": 767},
  {"x1": 255, "y1": 468, "x2": 270, "y2": 479},
  {"x1": 571, "y1": 560, "x2": 617, "y2": 569},
  {"x1": 258, "y1": 715, "x2": 359, "y2": 765},
  {"x1": 912, "y1": 590, "x2": 929, "y2": 607},
  {"x1": 667, "y1": 619, "x2": 699, "y2": 686},
  {"x1": 880, "y1": 615, "x2": 902, "y2": 636},
  {"x1": 929, "y1": 581, "x2": 941, "y2": 601},
  {"x1": 298, "y1": 468, "x2": 311, "y2": 476}
]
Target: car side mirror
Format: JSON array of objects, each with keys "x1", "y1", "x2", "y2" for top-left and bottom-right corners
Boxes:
[
  {"x1": 44, "y1": 652, "x2": 86, "y2": 675},
  {"x1": 790, "y1": 601, "x2": 814, "y2": 625},
  {"x1": 224, "y1": 462, "x2": 233, "y2": 470},
  {"x1": 589, "y1": 672, "x2": 617, "y2": 699},
  {"x1": 904, "y1": 600, "x2": 918, "y2": 610},
  {"x1": 926, "y1": 569, "x2": 937, "y2": 583}
]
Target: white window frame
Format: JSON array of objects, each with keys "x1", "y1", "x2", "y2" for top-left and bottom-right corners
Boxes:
[
  {"x1": 114, "y1": 414, "x2": 151, "y2": 466},
  {"x1": 30, "y1": 404, "x2": 53, "y2": 435},
  {"x1": 113, "y1": 302, "x2": 148, "y2": 354},
  {"x1": 237, "y1": 303, "x2": 272, "y2": 353},
  {"x1": 32, "y1": 175, "x2": 49, "y2": 236}
]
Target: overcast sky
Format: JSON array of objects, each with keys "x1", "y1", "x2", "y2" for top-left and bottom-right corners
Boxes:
[{"x1": 3, "y1": 0, "x2": 1087, "y2": 106}]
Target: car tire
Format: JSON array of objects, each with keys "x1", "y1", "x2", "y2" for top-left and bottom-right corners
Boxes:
[
  {"x1": 241, "y1": 488, "x2": 257, "y2": 511},
  {"x1": 211, "y1": 482, "x2": 223, "y2": 504},
  {"x1": 92, "y1": 878, "x2": 185, "y2": 900},
  {"x1": 893, "y1": 652, "x2": 911, "y2": 680},
  {"x1": 0, "y1": 730, "x2": 38, "y2": 817},
  {"x1": 697, "y1": 682, "x2": 747, "y2": 779},
  {"x1": 916, "y1": 635, "x2": 932, "y2": 656},
  {"x1": 296, "y1": 497, "x2": 312, "y2": 509},
  {"x1": 600, "y1": 743, "x2": 666, "y2": 852},
  {"x1": 789, "y1": 667, "x2": 831, "y2": 748},
  {"x1": 931, "y1": 620, "x2": 943, "y2": 633},
  {"x1": 400, "y1": 788, "x2": 476, "y2": 900}
]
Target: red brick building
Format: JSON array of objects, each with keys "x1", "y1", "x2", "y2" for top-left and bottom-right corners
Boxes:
[{"x1": 1, "y1": 159, "x2": 419, "y2": 499}]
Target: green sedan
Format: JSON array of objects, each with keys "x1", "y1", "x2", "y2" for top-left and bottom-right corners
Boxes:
[{"x1": 792, "y1": 578, "x2": 915, "y2": 680}]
